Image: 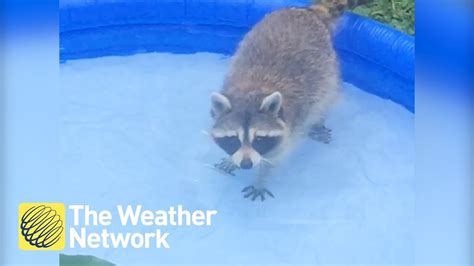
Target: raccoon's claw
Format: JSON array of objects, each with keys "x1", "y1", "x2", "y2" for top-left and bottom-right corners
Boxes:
[
  {"x1": 242, "y1": 186, "x2": 274, "y2": 201},
  {"x1": 308, "y1": 124, "x2": 332, "y2": 144},
  {"x1": 213, "y1": 158, "x2": 239, "y2": 176}
]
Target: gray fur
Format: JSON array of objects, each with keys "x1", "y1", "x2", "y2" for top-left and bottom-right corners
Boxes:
[
  {"x1": 213, "y1": 8, "x2": 339, "y2": 141},
  {"x1": 210, "y1": 5, "x2": 347, "y2": 176},
  {"x1": 209, "y1": 2, "x2": 366, "y2": 200}
]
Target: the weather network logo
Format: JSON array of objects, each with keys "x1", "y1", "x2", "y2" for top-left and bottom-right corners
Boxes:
[{"x1": 18, "y1": 203, "x2": 66, "y2": 250}]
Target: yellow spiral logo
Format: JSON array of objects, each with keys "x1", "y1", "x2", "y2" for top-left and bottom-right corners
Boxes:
[{"x1": 18, "y1": 203, "x2": 66, "y2": 250}]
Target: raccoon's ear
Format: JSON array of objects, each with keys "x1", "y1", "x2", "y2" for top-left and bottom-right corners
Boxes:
[
  {"x1": 211, "y1": 92, "x2": 232, "y2": 117},
  {"x1": 260, "y1": 92, "x2": 282, "y2": 115}
]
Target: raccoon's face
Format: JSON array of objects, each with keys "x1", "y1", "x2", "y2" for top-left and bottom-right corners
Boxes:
[{"x1": 210, "y1": 91, "x2": 286, "y2": 169}]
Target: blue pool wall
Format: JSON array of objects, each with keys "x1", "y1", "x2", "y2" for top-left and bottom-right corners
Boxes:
[{"x1": 59, "y1": 0, "x2": 414, "y2": 112}]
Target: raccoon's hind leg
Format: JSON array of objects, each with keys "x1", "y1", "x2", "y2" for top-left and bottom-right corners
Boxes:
[
  {"x1": 308, "y1": 122, "x2": 332, "y2": 144},
  {"x1": 242, "y1": 163, "x2": 274, "y2": 201}
]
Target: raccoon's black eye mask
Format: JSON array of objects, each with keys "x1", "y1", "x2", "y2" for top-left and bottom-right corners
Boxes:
[
  {"x1": 214, "y1": 136, "x2": 241, "y2": 155},
  {"x1": 252, "y1": 136, "x2": 282, "y2": 155}
]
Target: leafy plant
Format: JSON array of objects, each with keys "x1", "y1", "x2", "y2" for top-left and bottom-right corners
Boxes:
[
  {"x1": 352, "y1": 0, "x2": 415, "y2": 35},
  {"x1": 60, "y1": 254, "x2": 115, "y2": 266}
]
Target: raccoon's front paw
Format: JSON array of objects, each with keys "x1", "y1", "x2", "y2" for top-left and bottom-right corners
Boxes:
[
  {"x1": 241, "y1": 186, "x2": 274, "y2": 201},
  {"x1": 308, "y1": 124, "x2": 332, "y2": 144},
  {"x1": 212, "y1": 158, "x2": 239, "y2": 176}
]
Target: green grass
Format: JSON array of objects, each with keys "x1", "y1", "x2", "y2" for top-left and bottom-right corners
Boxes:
[{"x1": 352, "y1": 0, "x2": 415, "y2": 35}]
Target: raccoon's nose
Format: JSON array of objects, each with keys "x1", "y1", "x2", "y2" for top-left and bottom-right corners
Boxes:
[{"x1": 240, "y1": 158, "x2": 253, "y2": 169}]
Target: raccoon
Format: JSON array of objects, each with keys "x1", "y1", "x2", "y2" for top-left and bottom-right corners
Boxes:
[{"x1": 210, "y1": 0, "x2": 367, "y2": 201}]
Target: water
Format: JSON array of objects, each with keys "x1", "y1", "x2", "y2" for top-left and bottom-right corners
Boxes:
[{"x1": 56, "y1": 52, "x2": 413, "y2": 264}]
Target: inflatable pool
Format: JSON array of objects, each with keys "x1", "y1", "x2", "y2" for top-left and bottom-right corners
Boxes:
[
  {"x1": 0, "y1": 1, "x2": 417, "y2": 264},
  {"x1": 59, "y1": 0, "x2": 414, "y2": 112}
]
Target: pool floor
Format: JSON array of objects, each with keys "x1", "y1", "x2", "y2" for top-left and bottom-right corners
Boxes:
[{"x1": 57, "y1": 52, "x2": 414, "y2": 265}]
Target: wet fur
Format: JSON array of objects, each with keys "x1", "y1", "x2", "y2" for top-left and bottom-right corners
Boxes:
[
  {"x1": 212, "y1": 0, "x2": 367, "y2": 167},
  {"x1": 221, "y1": 8, "x2": 339, "y2": 141}
]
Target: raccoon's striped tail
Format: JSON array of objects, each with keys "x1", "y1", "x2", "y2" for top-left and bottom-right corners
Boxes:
[{"x1": 309, "y1": 0, "x2": 369, "y2": 25}]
